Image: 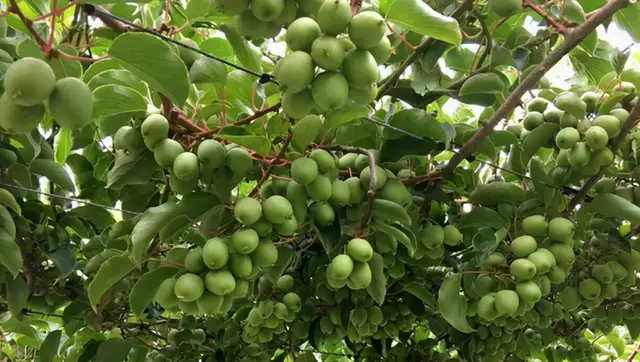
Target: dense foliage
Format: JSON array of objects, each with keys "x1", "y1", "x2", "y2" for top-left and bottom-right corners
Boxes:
[{"x1": 2, "y1": 0, "x2": 640, "y2": 361}]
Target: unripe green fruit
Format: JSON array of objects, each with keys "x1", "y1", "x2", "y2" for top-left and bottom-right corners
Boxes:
[
  {"x1": 600, "y1": 281, "x2": 617, "y2": 300},
  {"x1": 197, "y1": 291, "x2": 223, "y2": 314},
  {"x1": 141, "y1": 114, "x2": 169, "y2": 150},
  {"x1": 329, "y1": 179, "x2": 351, "y2": 207},
  {"x1": 290, "y1": 158, "x2": 318, "y2": 185},
  {"x1": 425, "y1": 245, "x2": 444, "y2": 259},
  {"x1": 443, "y1": 225, "x2": 462, "y2": 246},
  {"x1": 477, "y1": 294, "x2": 499, "y2": 321},
  {"x1": 311, "y1": 35, "x2": 346, "y2": 71},
  {"x1": 595, "y1": 178, "x2": 616, "y2": 194},
  {"x1": 4, "y1": 57, "x2": 55, "y2": 106},
  {"x1": 262, "y1": 195, "x2": 294, "y2": 224},
  {"x1": 420, "y1": 225, "x2": 444, "y2": 249},
  {"x1": 547, "y1": 217, "x2": 574, "y2": 242},
  {"x1": 231, "y1": 279, "x2": 250, "y2": 298},
  {"x1": 568, "y1": 142, "x2": 590, "y2": 168},
  {"x1": 0, "y1": 94, "x2": 45, "y2": 134},
  {"x1": 229, "y1": 253, "x2": 253, "y2": 278},
  {"x1": 591, "y1": 264, "x2": 614, "y2": 284},
  {"x1": 485, "y1": 252, "x2": 506, "y2": 266},
  {"x1": 348, "y1": 11, "x2": 386, "y2": 49},
  {"x1": 543, "y1": 107, "x2": 563, "y2": 123},
  {"x1": 275, "y1": 51, "x2": 315, "y2": 94},
  {"x1": 274, "y1": 216, "x2": 298, "y2": 236},
  {"x1": 578, "y1": 278, "x2": 601, "y2": 300},
  {"x1": 474, "y1": 275, "x2": 497, "y2": 295},
  {"x1": 488, "y1": 0, "x2": 522, "y2": 17},
  {"x1": 347, "y1": 238, "x2": 373, "y2": 262},
  {"x1": 203, "y1": 237, "x2": 229, "y2": 269},
  {"x1": 173, "y1": 152, "x2": 200, "y2": 181},
  {"x1": 311, "y1": 71, "x2": 349, "y2": 112},
  {"x1": 345, "y1": 177, "x2": 364, "y2": 204},
  {"x1": 272, "y1": 178, "x2": 290, "y2": 195},
  {"x1": 584, "y1": 125, "x2": 609, "y2": 150},
  {"x1": 174, "y1": 273, "x2": 205, "y2": 302},
  {"x1": 523, "y1": 111, "x2": 544, "y2": 131},
  {"x1": 555, "y1": 127, "x2": 580, "y2": 149},
  {"x1": 349, "y1": 83, "x2": 377, "y2": 104},
  {"x1": 205, "y1": 270, "x2": 236, "y2": 296},
  {"x1": 113, "y1": 126, "x2": 142, "y2": 152},
  {"x1": 494, "y1": 290, "x2": 519, "y2": 316},
  {"x1": 309, "y1": 149, "x2": 336, "y2": 173},
  {"x1": 378, "y1": 179, "x2": 411, "y2": 208},
  {"x1": 350, "y1": 306, "x2": 368, "y2": 327},
  {"x1": 554, "y1": 91, "x2": 586, "y2": 119},
  {"x1": 360, "y1": 166, "x2": 387, "y2": 190},
  {"x1": 317, "y1": 0, "x2": 351, "y2": 35},
  {"x1": 610, "y1": 108, "x2": 629, "y2": 122},
  {"x1": 310, "y1": 202, "x2": 335, "y2": 227},
  {"x1": 153, "y1": 139, "x2": 183, "y2": 168},
  {"x1": 197, "y1": 140, "x2": 226, "y2": 169},
  {"x1": 547, "y1": 265, "x2": 567, "y2": 284},
  {"x1": 283, "y1": 292, "x2": 302, "y2": 311},
  {"x1": 170, "y1": 173, "x2": 197, "y2": 195},
  {"x1": 0, "y1": 149, "x2": 17, "y2": 168},
  {"x1": 178, "y1": 300, "x2": 200, "y2": 315},
  {"x1": 177, "y1": 38, "x2": 200, "y2": 67},
  {"x1": 234, "y1": 197, "x2": 263, "y2": 226},
  {"x1": 606, "y1": 260, "x2": 628, "y2": 282},
  {"x1": 559, "y1": 286, "x2": 581, "y2": 311},
  {"x1": 185, "y1": 247, "x2": 206, "y2": 273},
  {"x1": 515, "y1": 281, "x2": 542, "y2": 303},
  {"x1": 369, "y1": 36, "x2": 392, "y2": 65},
  {"x1": 593, "y1": 115, "x2": 621, "y2": 137},
  {"x1": 338, "y1": 153, "x2": 358, "y2": 170},
  {"x1": 235, "y1": 10, "x2": 273, "y2": 38},
  {"x1": 282, "y1": 89, "x2": 315, "y2": 119},
  {"x1": 273, "y1": 302, "x2": 289, "y2": 319},
  {"x1": 286, "y1": 181, "x2": 308, "y2": 205},
  {"x1": 548, "y1": 243, "x2": 575, "y2": 267},
  {"x1": 349, "y1": 262, "x2": 372, "y2": 289},
  {"x1": 48, "y1": 77, "x2": 94, "y2": 130},
  {"x1": 232, "y1": 228, "x2": 260, "y2": 254},
  {"x1": 286, "y1": 17, "x2": 321, "y2": 52},
  {"x1": 506, "y1": 123, "x2": 523, "y2": 137},
  {"x1": 510, "y1": 258, "x2": 537, "y2": 281},
  {"x1": 306, "y1": 174, "x2": 333, "y2": 201},
  {"x1": 251, "y1": 0, "x2": 284, "y2": 21},
  {"x1": 155, "y1": 278, "x2": 179, "y2": 308},
  {"x1": 580, "y1": 91, "x2": 599, "y2": 112},
  {"x1": 252, "y1": 240, "x2": 279, "y2": 267},
  {"x1": 276, "y1": 275, "x2": 294, "y2": 292},
  {"x1": 342, "y1": 49, "x2": 379, "y2": 87},
  {"x1": 521, "y1": 215, "x2": 547, "y2": 236},
  {"x1": 511, "y1": 235, "x2": 537, "y2": 257},
  {"x1": 226, "y1": 147, "x2": 253, "y2": 176},
  {"x1": 274, "y1": 0, "x2": 297, "y2": 25},
  {"x1": 559, "y1": 112, "x2": 579, "y2": 128},
  {"x1": 213, "y1": 0, "x2": 249, "y2": 15},
  {"x1": 527, "y1": 250, "x2": 555, "y2": 274}
]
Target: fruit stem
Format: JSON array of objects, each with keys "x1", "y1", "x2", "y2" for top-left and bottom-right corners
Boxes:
[
  {"x1": 198, "y1": 103, "x2": 282, "y2": 138},
  {"x1": 249, "y1": 132, "x2": 294, "y2": 198},
  {"x1": 31, "y1": 0, "x2": 79, "y2": 21},
  {"x1": 522, "y1": 0, "x2": 570, "y2": 36}
]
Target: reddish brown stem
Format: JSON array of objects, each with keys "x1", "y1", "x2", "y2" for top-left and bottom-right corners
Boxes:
[
  {"x1": 159, "y1": 94, "x2": 205, "y2": 134},
  {"x1": 42, "y1": 0, "x2": 58, "y2": 56},
  {"x1": 31, "y1": 0, "x2": 79, "y2": 21},
  {"x1": 8, "y1": 0, "x2": 47, "y2": 48},
  {"x1": 249, "y1": 133, "x2": 294, "y2": 197},
  {"x1": 198, "y1": 103, "x2": 282, "y2": 138},
  {"x1": 628, "y1": 343, "x2": 640, "y2": 362},
  {"x1": 523, "y1": 0, "x2": 569, "y2": 35}
]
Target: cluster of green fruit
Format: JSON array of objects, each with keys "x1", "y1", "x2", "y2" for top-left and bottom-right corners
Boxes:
[
  {"x1": 0, "y1": 57, "x2": 93, "y2": 134},
  {"x1": 242, "y1": 275, "x2": 302, "y2": 344},
  {"x1": 152, "y1": 235, "x2": 279, "y2": 315},
  {"x1": 113, "y1": 115, "x2": 254, "y2": 195},
  {"x1": 213, "y1": 0, "x2": 297, "y2": 39},
  {"x1": 325, "y1": 238, "x2": 374, "y2": 290},
  {"x1": 275, "y1": 2, "x2": 391, "y2": 118}
]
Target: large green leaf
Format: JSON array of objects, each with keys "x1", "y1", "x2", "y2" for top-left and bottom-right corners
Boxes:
[
  {"x1": 88, "y1": 254, "x2": 136, "y2": 310},
  {"x1": 384, "y1": 109, "x2": 446, "y2": 142},
  {"x1": 219, "y1": 25, "x2": 262, "y2": 73},
  {"x1": 54, "y1": 127, "x2": 72, "y2": 165},
  {"x1": 264, "y1": 246, "x2": 295, "y2": 283},
  {"x1": 7, "y1": 275, "x2": 28, "y2": 317},
  {"x1": 0, "y1": 189, "x2": 21, "y2": 215},
  {"x1": 380, "y1": 0, "x2": 462, "y2": 46},
  {"x1": 129, "y1": 266, "x2": 180, "y2": 316},
  {"x1": 94, "y1": 339, "x2": 133, "y2": 362},
  {"x1": 106, "y1": 150, "x2": 159, "y2": 190},
  {"x1": 130, "y1": 202, "x2": 179, "y2": 265},
  {"x1": 0, "y1": 229, "x2": 23, "y2": 278},
  {"x1": 92, "y1": 85, "x2": 147, "y2": 118},
  {"x1": 159, "y1": 192, "x2": 220, "y2": 242},
  {"x1": 217, "y1": 127, "x2": 271, "y2": 156},
  {"x1": 30, "y1": 159, "x2": 75, "y2": 192},
  {"x1": 108, "y1": 33, "x2": 189, "y2": 106},
  {"x1": 437, "y1": 274, "x2": 474, "y2": 333},
  {"x1": 39, "y1": 330, "x2": 62, "y2": 362},
  {"x1": 366, "y1": 253, "x2": 386, "y2": 305},
  {"x1": 614, "y1": 4, "x2": 640, "y2": 42}
]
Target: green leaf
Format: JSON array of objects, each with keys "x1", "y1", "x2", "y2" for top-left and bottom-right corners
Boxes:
[
  {"x1": 130, "y1": 202, "x2": 178, "y2": 265},
  {"x1": 437, "y1": 274, "x2": 474, "y2": 333},
  {"x1": 88, "y1": 254, "x2": 136, "y2": 310},
  {"x1": 366, "y1": 253, "x2": 386, "y2": 305},
  {"x1": 70, "y1": 205, "x2": 116, "y2": 231},
  {"x1": 521, "y1": 123, "x2": 560, "y2": 167},
  {"x1": 108, "y1": 33, "x2": 189, "y2": 106},
  {"x1": 130, "y1": 266, "x2": 180, "y2": 316},
  {"x1": 371, "y1": 220, "x2": 417, "y2": 255},
  {"x1": 39, "y1": 330, "x2": 62, "y2": 362},
  {"x1": 54, "y1": 127, "x2": 72, "y2": 165},
  {"x1": 459, "y1": 73, "x2": 504, "y2": 96},
  {"x1": 264, "y1": 246, "x2": 295, "y2": 283},
  {"x1": 403, "y1": 282, "x2": 435, "y2": 307},
  {"x1": 92, "y1": 85, "x2": 147, "y2": 118},
  {"x1": 380, "y1": 135, "x2": 440, "y2": 163},
  {"x1": 614, "y1": 5, "x2": 640, "y2": 42},
  {"x1": 7, "y1": 275, "x2": 28, "y2": 317},
  {"x1": 11, "y1": 131, "x2": 41, "y2": 163},
  {"x1": 46, "y1": 246, "x2": 76, "y2": 278},
  {"x1": 106, "y1": 150, "x2": 159, "y2": 190},
  {"x1": 314, "y1": 216, "x2": 343, "y2": 257},
  {"x1": 292, "y1": 115, "x2": 322, "y2": 152},
  {"x1": 324, "y1": 104, "x2": 371, "y2": 131},
  {"x1": 217, "y1": 127, "x2": 271, "y2": 156},
  {"x1": 472, "y1": 227, "x2": 501, "y2": 263},
  {"x1": 0, "y1": 189, "x2": 21, "y2": 215},
  {"x1": 598, "y1": 92, "x2": 627, "y2": 115},
  {"x1": 488, "y1": 130, "x2": 519, "y2": 147},
  {"x1": 380, "y1": 0, "x2": 462, "y2": 46},
  {"x1": 219, "y1": 25, "x2": 262, "y2": 73},
  {"x1": 159, "y1": 192, "x2": 220, "y2": 242},
  {"x1": 606, "y1": 331, "x2": 625, "y2": 356},
  {"x1": 87, "y1": 69, "x2": 149, "y2": 96},
  {"x1": 0, "y1": 205, "x2": 15, "y2": 239},
  {"x1": 384, "y1": 109, "x2": 446, "y2": 142},
  {"x1": 581, "y1": 194, "x2": 640, "y2": 225},
  {"x1": 83, "y1": 59, "x2": 122, "y2": 83},
  {"x1": 372, "y1": 199, "x2": 412, "y2": 227},
  {"x1": 621, "y1": 69, "x2": 640, "y2": 90},
  {"x1": 29, "y1": 159, "x2": 75, "y2": 192},
  {"x1": 0, "y1": 229, "x2": 23, "y2": 278},
  {"x1": 94, "y1": 339, "x2": 132, "y2": 362}
]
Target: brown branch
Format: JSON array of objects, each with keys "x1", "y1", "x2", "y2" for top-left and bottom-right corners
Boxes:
[
  {"x1": 433, "y1": 0, "x2": 631, "y2": 179},
  {"x1": 564, "y1": 100, "x2": 640, "y2": 215},
  {"x1": 376, "y1": 0, "x2": 475, "y2": 100},
  {"x1": 8, "y1": 0, "x2": 47, "y2": 48},
  {"x1": 628, "y1": 343, "x2": 640, "y2": 362},
  {"x1": 319, "y1": 145, "x2": 377, "y2": 235},
  {"x1": 159, "y1": 94, "x2": 205, "y2": 134},
  {"x1": 523, "y1": 0, "x2": 570, "y2": 35},
  {"x1": 197, "y1": 103, "x2": 282, "y2": 138},
  {"x1": 249, "y1": 132, "x2": 294, "y2": 197}
]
